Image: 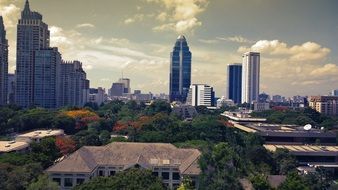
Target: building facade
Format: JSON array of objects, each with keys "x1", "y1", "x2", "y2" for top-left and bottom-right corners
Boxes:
[
  {"x1": 59, "y1": 61, "x2": 89, "y2": 107},
  {"x1": 242, "y1": 52, "x2": 260, "y2": 104},
  {"x1": 226, "y1": 63, "x2": 242, "y2": 104},
  {"x1": 46, "y1": 142, "x2": 201, "y2": 190},
  {"x1": 309, "y1": 96, "x2": 338, "y2": 116},
  {"x1": 118, "y1": 78, "x2": 130, "y2": 94},
  {"x1": 7, "y1": 73, "x2": 15, "y2": 105},
  {"x1": 169, "y1": 35, "x2": 191, "y2": 103},
  {"x1": 0, "y1": 16, "x2": 8, "y2": 105},
  {"x1": 16, "y1": 0, "x2": 50, "y2": 107},
  {"x1": 332, "y1": 89, "x2": 338, "y2": 96},
  {"x1": 110, "y1": 82, "x2": 124, "y2": 97},
  {"x1": 33, "y1": 48, "x2": 61, "y2": 108},
  {"x1": 187, "y1": 84, "x2": 215, "y2": 107}
]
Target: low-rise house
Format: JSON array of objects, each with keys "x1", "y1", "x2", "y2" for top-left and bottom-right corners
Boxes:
[
  {"x1": 46, "y1": 142, "x2": 201, "y2": 190},
  {"x1": 16, "y1": 129, "x2": 64, "y2": 143}
]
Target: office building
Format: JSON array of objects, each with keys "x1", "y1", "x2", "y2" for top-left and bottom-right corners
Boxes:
[
  {"x1": 110, "y1": 82, "x2": 124, "y2": 97},
  {"x1": 242, "y1": 52, "x2": 260, "y2": 104},
  {"x1": 272, "y1": 95, "x2": 283, "y2": 103},
  {"x1": 118, "y1": 78, "x2": 130, "y2": 94},
  {"x1": 169, "y1": 35, "x2": 191, "y2": 103},
  {"x1": 59, "y1": 61, "x2": 89, "y2": 107},
  {"x1": 7, "y1": 74, "x2": 15, "y2": 104},
  {"x1": 187, "y1": 84, "x2": 215, "y2": 107},
  {"x1": 226, "y1": 63, "x2": 242, "y2": 104},
  {"x1": 16, "y1": 0, "x2": 50, "y2": 107},
  {"x1": 33, "y1": 48, "x2": 61, "y2": 108},
  {"x1": 0, "y1": 16, "x2": 8, "y2": 105},
  {"x1": 309, "y1": 96, "x2": 338, "y2": 116},
  {"x1": 46, "y1": 142, "x2": 201, "y2": 190}
]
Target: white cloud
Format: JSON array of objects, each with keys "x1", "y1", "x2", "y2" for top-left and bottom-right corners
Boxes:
[
  {"x1": 76, "y1": 23, "x2": 95, "y2": 28},
  {"x1": 0, "y1": 3, "x2": 20, "y2": 28},
  {"x1": 310, "y1": 63, "x2": 338, "y2": 77},
  {"x1": 217, "y1": 36, "x2": 253, "y2": 44},
  {"x1": 238, "y1": 40, "x2": 330, "y2": 61},
  {"x1": 124, "y1": 14, "x2": 144, "y2": 24},
  {"x1": 198, "y1": 39, "x2": 218, "y2": 44},
  {"x1": 148, "y1": 0, "x2": 208, "y2": 33}
]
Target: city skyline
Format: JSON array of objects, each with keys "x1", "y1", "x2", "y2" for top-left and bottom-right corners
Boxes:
[{"x1": 0, "y1": 0, "x2": 338, "y2": 97}]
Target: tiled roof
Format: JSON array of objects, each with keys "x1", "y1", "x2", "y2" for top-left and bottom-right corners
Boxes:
[{"x1": 46, "y1": 142, "x2": 201, "y2": 175}]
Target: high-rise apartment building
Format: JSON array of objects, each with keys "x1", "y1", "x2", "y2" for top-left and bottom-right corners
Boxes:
[
  {"x1": 242, "y1": 52, "x2": 260, "y2": 104},
  {"x1": 59, "y1": 61, "x2": 89, "y2": 107},
  {"x1": 309, "y1": 96, "x2": 338, "y2": 116},
  {"x1": 332, "y1": 89, "x2": 338, "y2": 96},
  {"x1": 16, "y1": 0, "x2": 50, "y2": 107},
  {"x1": 187, "y1": 84, "x2": 215, "y2": 107},
  {"x1": 110, "y1": 83, "x2": 124, "y2": 97},
  {"x1": 33, "y1": 48, "x2": 61, "y2": 108},
  {"x1": 169, "y1": 35, "x2": 191, "y2": 103},
  {"x1": 226, "y1": 63, "x2": 242, "y2": 104},
  {"x1": 0, "y1": 16, "x2": 8, "y2": 105},
  {"x1": 7, "y1": 74, "x2": 15, "y2": 105}
]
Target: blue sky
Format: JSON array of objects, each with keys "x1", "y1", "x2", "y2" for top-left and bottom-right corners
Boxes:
[{"x1": 1, "y1": 0, "x2": 337, "y2": 97}]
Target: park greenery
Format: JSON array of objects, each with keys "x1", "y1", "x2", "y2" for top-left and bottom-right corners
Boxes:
[{"x1": 0, "y1": 101, "x2": 337, "y2": 189}]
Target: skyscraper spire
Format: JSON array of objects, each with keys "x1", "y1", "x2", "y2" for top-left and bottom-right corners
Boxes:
[{"x1": 24, "y1": 0, "x2": 30, "y2": 11}]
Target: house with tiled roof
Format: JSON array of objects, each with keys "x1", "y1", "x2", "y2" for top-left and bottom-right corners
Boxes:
[{"x1": 46, "y1": 142, "x2": 201, "y2": 189}]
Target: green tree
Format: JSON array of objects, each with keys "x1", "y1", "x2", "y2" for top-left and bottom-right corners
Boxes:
[
  {"x1": 278, "y1": 172, "x2": 309, "y2": 190},
  {"x1": 74, "y1": 169, "x2": 164, "y2": 190},
  {"x1": 250, "y1": 174, "x2": 272, "y2": 190},
  {"x1": 28, "y1": 174, "x2": 59, "y2": 190}
]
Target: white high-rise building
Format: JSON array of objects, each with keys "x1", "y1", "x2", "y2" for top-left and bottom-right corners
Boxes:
[
  {"x1": 187, "y1": 84, "x2": 215, "y2": 107},
  {"x1": 241, "y1": 52, "x2": 260, "y2": 104}
]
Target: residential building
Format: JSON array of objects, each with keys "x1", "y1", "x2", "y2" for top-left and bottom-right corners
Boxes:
[
  {"x1": 16, "y1": 129, "x2": 64, "y2": 143},
  {"x1": 16, "y1": 0, "x2": 50, "y2": 107},
  {"x1": 131, "y1": 90, "x2": 153, "y2": 102},
  {"x1": 88, "y1": 87, "x2": 106, "y2": 105},
  {"x1": 309, "y1": 96, "x2": 338, "y2": 116},
  {"x1": 272, "y1": 95, "x2": 283, "y2": 103},
  {"x1": 118, "y1": 78, "x2": 131, "y2": 94},
  {"x1": 216, "y1": 96, "x2": 235, "y2": 108},
  {"x1": 33, "y1": 48, "x2": 61, "y2": 108},
  {"x1": 59, "y1": 61, "x2": 89, "y2": 107},
  {"x1": 187, "y1": 84, "x2": 215, "y2": 107},
  {"x1": 253, "y1": 102, "x2": 270, "y2": 111},
  {"x1": 46, "y1": 142, "x2": 201, "y2": 190},
  {"x1": 226, "y1": 63, "x2": 242, "y2": 104},
  {"x1": 169, "y1": 35, "x2": 191, "y2": 103},
  {"x1": 7, "y1": 73, "x2": 15, "y2": 104},
  {"x1": 242, "y1": 52, "x2": 260, "y2": 104},
  {"x1": 172, "y1": 104, "x2": 198, "y2": 120},
  {"x1": 0, "y1": 16, "x2": 8, "y2": 105}
]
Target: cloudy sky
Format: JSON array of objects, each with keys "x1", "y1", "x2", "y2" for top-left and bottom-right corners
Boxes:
[{"x1": 1, "y1": 0, "x2": 338, "y2": 97}]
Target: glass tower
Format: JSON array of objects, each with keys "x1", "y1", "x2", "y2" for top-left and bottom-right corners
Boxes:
[
  {"x1": 16, "y1": 0, "x2": 50, "y2": 107},
  {"x1": 0, "y1": 16, "x2": 8, "y2": 105},
  {"x1": 169, "y1": 35, "x2": 191, "y2": 103},
  {"x1": 226, "y1": 63, "x2": 242, "y2": 104}
]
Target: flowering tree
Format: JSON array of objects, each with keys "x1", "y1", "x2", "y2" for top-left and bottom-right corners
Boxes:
[
  {"x1": 55, "y1": 136, "x2": 76, "y2": 155},
  {"x1": 62, "y1": 109, "x2": 100, "y2": 129}
]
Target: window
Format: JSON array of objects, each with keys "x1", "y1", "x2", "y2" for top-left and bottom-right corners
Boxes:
[
  {"x1": 76, "y1": 178, "x2": 85, "y2": 185},
  {"x1": 109, "y1": 171, "x2": 116, "y2": 176},
  {"x1": 161, "y1": 172, "x2": 169, "y2": 180},
  {"x1": 172, "y1": 172, "x2": 180, "y2": 180},
  {"x1": 52, "y1": 178, "x2": 61, "y2": 186},
  {"x1": 64, "y1": 178, "x2": 73, "y2": 187},
  {"x1": 152, "y1": 172, "x2": 158, "y2": 177},
  {"x1": 98, "y1": 170, "x2": 104, "y2": 176}
]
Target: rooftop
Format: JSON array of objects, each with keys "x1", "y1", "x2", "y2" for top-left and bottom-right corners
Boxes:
[
  {"x1": 16, "y1": 129, "x2": 64, "y2": 140},
  {"x1": 222, "y1": 111, "x2": 267, "y2": 122},
  {"x1": 264, "y1": 144, "x2": 338, "y2": 155},
  {"x1": 0, "y1": 141, "x2": 29, "y2": 153},
  {"x1": 46, "y1": 142, "x2": 201, "y2": 175}
]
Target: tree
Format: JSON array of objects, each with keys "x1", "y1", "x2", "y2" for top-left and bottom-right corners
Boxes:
[
  {"x1": 177, "y1": 177, "x2": 194, "y2": 190},
  {"x1": 99, "y1": 130, "x2": 111, "y2": 145},
  {"x1": 278, "y1": 172, "x2": 309, "y2": 190},
  {"x1": 30, "y1": 138, "x2": 60, "y2": 168},
  {"x1": 55, "y1": 136, "x2": 76, "y2": 155},
  {"x1": 250, "y1": 174, "x2": 272, "y2": 190},
  {"x1": 74, "y1": 169, "x2": 164, "y2": 190},
  {"x1": 28, "y1": 174, "x2": 59, "y2": 190}
]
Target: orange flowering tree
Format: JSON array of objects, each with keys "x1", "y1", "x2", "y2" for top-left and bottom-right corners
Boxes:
[
  {"x1": 62, "y1": 109, "x2": 100, "y2": 129},
  {"x1": 55, "y1": 136, "x2": 76, "y2": 155}
]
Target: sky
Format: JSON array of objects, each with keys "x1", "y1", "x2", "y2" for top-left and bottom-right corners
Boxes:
[{"x1": 0, "y1": 0, "x2": 338, "y2": 97}]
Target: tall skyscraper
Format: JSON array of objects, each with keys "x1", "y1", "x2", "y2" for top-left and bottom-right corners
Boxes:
[
  {"x1": 187, "y1": 84, "x2": 215, "y2": 107},
  {"x1": 169, "y1": 35, "x2": 191, "y2": 103},
  {"x1": 33, "y1": 48, "x2": 61, "y2": 108},
  {"x1": 0, "y1": 16, "x2": 8, "y2": 105},
  {"x1": 16, "y1": 0, "x2": 50, "y2": 107},
  {"x1": 7, "y1": 73, "x2": 15, "y2": 105},
  {"x1": 241, "y1": 52, "x2": 260, "y2": 104},
  {"x1": 226, "y1": 63, "x2": 242, "y2": 104},
  {"x1": 59, "y1": 61, "x2": 89, "y2": 107}
]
